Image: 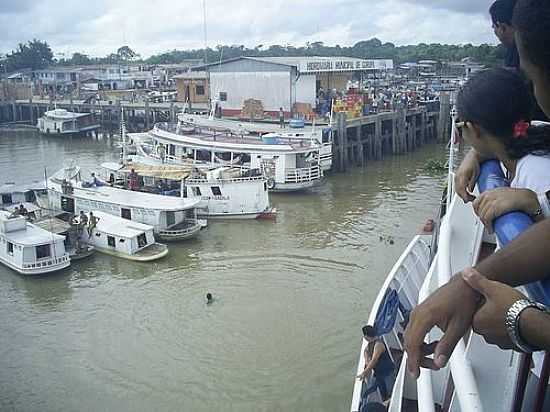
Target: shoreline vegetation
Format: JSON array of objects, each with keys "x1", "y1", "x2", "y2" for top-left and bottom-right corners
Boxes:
[{"x1": 2, "y1": 38, "x2": 505, "y2": 73}]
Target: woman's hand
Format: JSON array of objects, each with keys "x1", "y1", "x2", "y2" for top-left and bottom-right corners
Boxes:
[
  {"x1": 473, "y1": 187, "x2": 539, "y2": 233},
  {"x1": 455, "y1": 149, "x2": 482, "y2": 203}
]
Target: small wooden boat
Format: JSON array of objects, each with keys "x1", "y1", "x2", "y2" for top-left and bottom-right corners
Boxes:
[{"x1": 78, "y1": 211, "x2": 168, "y2": 262}]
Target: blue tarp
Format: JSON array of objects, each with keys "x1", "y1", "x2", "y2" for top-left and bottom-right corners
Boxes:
[{"x1": 374, "y1": 289, "x2": 400, "y2": 336}]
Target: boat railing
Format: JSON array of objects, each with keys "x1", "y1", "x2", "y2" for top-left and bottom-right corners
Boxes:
[
  {"x1": 415, "y1": 160, "x2": 543, "y2": 412},
  {"x1": 284, "y1": 166, "x2": 321, "y2": 184},
  {"x1": 22, "y1": 255, "x2": 69, "y2": 270},
  {"x1": 186, "y1": 175, "x2": 265, "y2": 184},
  {"x1": 158, "y1": 219, "x2": 201, "y2": 237}
]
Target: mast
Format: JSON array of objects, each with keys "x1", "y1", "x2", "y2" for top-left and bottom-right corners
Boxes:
[{"x1": 121, "y1": 106, "x2": 127, "y2": 165}]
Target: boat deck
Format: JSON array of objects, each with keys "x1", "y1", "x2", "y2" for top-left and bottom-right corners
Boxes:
[
  {"x1": 134, "y1": 243, "x2": 167, "y2": 258},
  {"x1": 153, "y1": 123, "x2": 318, "y2": 151}
]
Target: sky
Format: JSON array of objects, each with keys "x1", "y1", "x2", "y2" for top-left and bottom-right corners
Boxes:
[{"x1": 0, "y1": 0, "x2": 497, "y2": 59}]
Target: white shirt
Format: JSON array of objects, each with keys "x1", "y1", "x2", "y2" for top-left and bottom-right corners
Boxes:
[{"x1": 511, "y1": 154, "x2": 550, "y2": 193}]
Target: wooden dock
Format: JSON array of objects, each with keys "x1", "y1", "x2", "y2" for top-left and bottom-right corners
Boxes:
[{"x1": 0, "y1": 94, "x2": 451, "y2": 172}]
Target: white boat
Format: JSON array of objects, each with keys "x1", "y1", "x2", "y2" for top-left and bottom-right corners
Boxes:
[
  {"x1": 179, "y1": 112, "x2": 333, "y2": 172},
  {"x1": 0, "y1": 210, "x2": 70, "y2": 275},
  {"x1": 350, "y1": 120, "x2": 549, "y2": 411},
  {"x1": 0, "y1": 182, "x2": 49, "y2": 221},
  {"x1": 129, "y1": 122, "x2": 324, "y2": 192},
  {"x1": 78, "y1": 211, "x2": 168, "y2": 262},
  {"x1": 101, "y1": 158, "x2": 276, "y2": 220},
  {"x1": 37, "y1": 108, "x2": 100, "y2": 135},
  {"x1": 47, "y1": 165, "x2": 203, "y2": 242}
]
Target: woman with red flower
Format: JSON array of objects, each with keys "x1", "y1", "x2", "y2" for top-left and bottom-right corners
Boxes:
[{"x1": 455, "y1": 68, "x2": 550, "y2": 231}]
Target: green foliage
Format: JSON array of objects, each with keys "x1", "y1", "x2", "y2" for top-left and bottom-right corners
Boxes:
[
  {"x1": 117, "y1": 45, "x2": 139, "y2": 62},
  {"x1": 143, "y1": 38, "x2": 504, "y2": 67},
  {"x1": 4, "y1": 39, "x2": 54, "y2": 71},
  {"x1": 3, "y1": 38, "x2": 503, "y2": 71}
]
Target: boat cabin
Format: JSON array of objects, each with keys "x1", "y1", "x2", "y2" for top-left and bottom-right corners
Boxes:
[
  {"x1": 0, "y1": 210, "x2": 70, "y2": 275},
  {"x1": 80, "y1": 211, "x2": 168, "y2": 262}
]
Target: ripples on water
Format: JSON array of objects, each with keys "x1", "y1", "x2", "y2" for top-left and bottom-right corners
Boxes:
[{"x1": 0, "y1": 130, "x2": 446, "y2": 412}]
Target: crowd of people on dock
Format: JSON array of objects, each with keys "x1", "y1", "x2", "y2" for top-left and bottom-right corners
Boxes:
[{"x1": 358, "y1": 0, "x2": 550, "y2": 406}]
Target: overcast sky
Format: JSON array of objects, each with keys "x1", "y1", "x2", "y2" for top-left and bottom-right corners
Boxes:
[{"x1": 0, "y1": 0, "x2": 496, "y2": 58}]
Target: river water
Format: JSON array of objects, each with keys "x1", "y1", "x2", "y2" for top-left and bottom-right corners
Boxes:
[{"x1": 0, "y1": 129, "x2": 446, "y2": 412}]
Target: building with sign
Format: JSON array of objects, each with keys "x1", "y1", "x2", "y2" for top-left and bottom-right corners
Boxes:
[{"x1": 194, "y1": 56, "x2": 393, "y2": 117}]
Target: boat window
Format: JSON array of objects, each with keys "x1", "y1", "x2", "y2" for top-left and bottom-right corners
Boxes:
[
  {"x1": 192, "y1": 187, "x2": 202, "y2": 197},
  {"x1": 1, "y1": 194, "x2": 12, "y2": 204},
  {"x1": 211, "y1": 186, "x2": 222, "y2": 196},
  {"x1": 264, "y1": 182, "x2": 267, "y2": 191},
  {"x1": 61, "y1": 196, "x2": 75, "y2": 213},
  {"x1": 219, "y1": 92, "x2": 227, "y2": 101},
  {"x1": 36, "y1": 244, "x2": 51, "y2": 260},
  {"x1": 107, "y1": 236, "x2": 116, "y2": 247},
  {"x1": 121, "y1": 208, "x2": 132, "y2": 220},
  {"x1": 196, "y1": 85, "x2": 205, "y2": 96},
  {"x1": 119, "y1": 239, "x2": 125, "y2": 243},
  {"x1": 166, "y1": 211, "x2": 176, "y2": 227},
  {"x1": 137, "y1": 233, "x2": 147, "y2": 248},
  {"x1": 95, "y1": 233, "x2": 101, "y2": 237},
  {"x1": 7, "y1": 242, "x2": 14, "y2": 255}
]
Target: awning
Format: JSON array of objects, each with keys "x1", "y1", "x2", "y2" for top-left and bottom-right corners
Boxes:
[{"x1": 120, "y1": 163, "x2": 193, "y2": 180}]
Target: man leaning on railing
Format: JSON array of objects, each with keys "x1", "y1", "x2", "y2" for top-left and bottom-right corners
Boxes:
[{"x1": 404, "y1": 0, "x2": 550, "y2": 379}]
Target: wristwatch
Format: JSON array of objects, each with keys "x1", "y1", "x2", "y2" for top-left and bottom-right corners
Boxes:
[{"x1": 506, "y1": 299, "x2": 550, "y2": 353}]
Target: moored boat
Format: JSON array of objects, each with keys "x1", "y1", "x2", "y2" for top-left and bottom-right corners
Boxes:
[
  {"x1": 77, "y1": 211, "x2": 168, "y2": 262},
  {"x1": 47, "y1": 165, "x2": 203, "y2": 242},
  {"x1": 0, "y1": 210, "x2": 70, "y2": 275},
  {"x1": 101, "y1": 158, "x2": 276, "y2": 220},
  {"x1": 37, "y1": 109, "x2": 100, "y2": 136},
  {"x1": 130, "y1": 122, "x2": 324, "y2": 192}
]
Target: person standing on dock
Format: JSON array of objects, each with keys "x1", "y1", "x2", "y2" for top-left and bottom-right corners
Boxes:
[
  {"x1": 128, "y1": 168, "x2": 139, "y2": 191},
  {"x1": 88, "y1": 212, "x2": 100, "y2": 237},
  {"x1": 279, "y1": 107, "x2": 285, "y2": 129}
]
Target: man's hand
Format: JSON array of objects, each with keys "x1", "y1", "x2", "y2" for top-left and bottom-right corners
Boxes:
[
  {"x1": 454, "y1": 150, "x2": 481, "y2": 203},
  {"x1": 462, "y1": 269, "x2": 526, "y2": 350},
  {"x1": 404, "y1": 268, "x2": 481, "y2": 378},
  {"x1": 473, "y1": 188, "x2": 539, "y2": 233}
]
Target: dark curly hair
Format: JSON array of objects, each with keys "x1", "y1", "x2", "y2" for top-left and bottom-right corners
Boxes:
[
  {"x1": 490, "y1": 0, "x2": 517, "y2": 25},
  {"x1": 457, "y1": 68, "x2": 550, "y2": 159},
  {"x1": 513, "y1": 0, "x2": 550, "y2": 76}
]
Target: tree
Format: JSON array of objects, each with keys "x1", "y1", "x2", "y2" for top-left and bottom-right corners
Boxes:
[
  {"x1": 117, "y1": 46, "x2": 139, "y2": 62},
  {"x1": 5, "y1": 39, "x2": 54, "y2": 71}
]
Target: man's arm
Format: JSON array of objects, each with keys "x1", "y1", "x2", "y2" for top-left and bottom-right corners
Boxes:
[
  {"x1": 476, "y1": 218, "x2": 550, "y2": 286},
  {"x1": 405, "y1": 219, "x2": 550, "y2": 378},
  {"x1": 358, "y1": 342, "x2": 385, "y2": 379}
]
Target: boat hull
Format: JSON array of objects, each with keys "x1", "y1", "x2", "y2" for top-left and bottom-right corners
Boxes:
[
  {"x1": 0, "y1": 255, "x2": 70, "y2": 276},
  {"x1": 156, "y1": 221, "x2": 202, "y2": 242},
  {"x1": 91, "y1": 243, "x2": 168, "y2": 262}
]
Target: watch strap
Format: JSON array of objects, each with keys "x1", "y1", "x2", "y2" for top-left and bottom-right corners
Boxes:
[{"x1": 506, "y1": 299, "x2": 550, "y2": 353}]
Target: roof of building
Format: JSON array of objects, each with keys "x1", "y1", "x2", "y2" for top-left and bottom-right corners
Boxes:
[
  {"x1": 193, "y1": 56, "x2": 394, "y2": 73},
  {"x1": 173, "y1": 71, "x2": 208, "y2": 80}
]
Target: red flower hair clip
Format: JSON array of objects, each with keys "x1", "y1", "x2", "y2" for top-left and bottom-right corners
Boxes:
[{"x1": 513, "y1": 120, "x2": 530, "y2": 138}]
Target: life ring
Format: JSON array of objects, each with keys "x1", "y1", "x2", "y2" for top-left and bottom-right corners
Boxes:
[{"x1": 266, "y1": 178, "x2": 276, "y2": 190}]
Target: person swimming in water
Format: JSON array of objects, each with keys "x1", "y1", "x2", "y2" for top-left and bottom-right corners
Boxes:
[{"x1": 206, "y1": 293, "x2": 213, "y2": 304}]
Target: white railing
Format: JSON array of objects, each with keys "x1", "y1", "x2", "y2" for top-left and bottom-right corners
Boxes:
[
  {"x1": 284, "y1": 166, "x2": 321, "y2": 184},
  {"x1": 416, "y1": 199, "x2": 484, "y2": 412}
]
